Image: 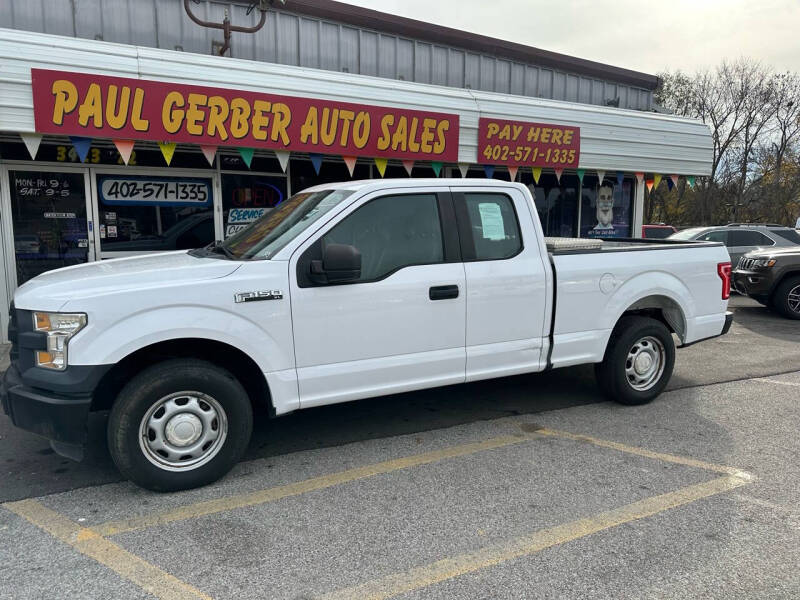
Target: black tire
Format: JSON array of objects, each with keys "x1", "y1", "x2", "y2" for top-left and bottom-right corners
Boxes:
[
  {"x1": 107, "y1": 359, "x2": 253, "y2": 492},
  {"x1": 594, "y1": 316, "x2": 675, "y2": 406},
  {"x1": 771, "y1": 276, "x2": 800, "y2": 320}
]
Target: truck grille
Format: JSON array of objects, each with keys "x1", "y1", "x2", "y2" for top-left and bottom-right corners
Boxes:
[{"x1": 8, "y1": 302, "x2": 18, "y2": 362}]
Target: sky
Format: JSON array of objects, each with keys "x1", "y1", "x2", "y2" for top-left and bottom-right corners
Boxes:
[{"x1": 345, "y1": 0, "x2": 800, "y2": 76}]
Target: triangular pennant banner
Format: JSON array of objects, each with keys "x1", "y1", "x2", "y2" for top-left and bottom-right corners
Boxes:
[
  {"x1": 653, "y1": 173, "x2": 662, "y2": 189},
  {"x1": 275, "y1": 150, "x2": 290, "y2": 173},
  {"x1": 113, "y1": 139, "x2": 135, "y2": 165},
  {"x1": 157, "y1": 141, "x2": 176, "y2": 166},
  {"x1": 458, "y1": 163, "x2": 470, "y2": 178},
  {"x1": 199, "y1": 145, "x2": 217, "y2": 167},
  {"x1": 667, "y1": 177, "x2": 674, "y2": 191},
  {"x1": 576, "y1": 168, "x2": 585, "y2": 184},
  {"x1": 484, "y1": 165, "x2": 495, "y2": 179},
  {"x1": 310, "y1": 153, "x2": 323, "y2": 175},
  {"x1": 20, "y1": 133, "x2": 42, "y2": 160},
  {"x1": 646, "y1": 179, "x2": 654, "y2": 192},
  {"x1": 402, "y1": 160, "x2": 414, "y2": 176},
  {"x1": 343, "y1": 156, "x2": 357, "y2": 177},
  {"x1": 431, "y1": 161, "x2": 443, "y2": 177},
  {"x1": 616, "y1": 171, "x2": 624, "y2": 186},
  {"x1": 374, "y1": 157, "x2": 387, "y2": 177},
  {"x1": 687, "y1": 175, "x2": 696, "y2": 188},
  {"x1": 635, "y1": 172, "x2": 644, "y2": 185},
  {"x1": 70, "y1": 136, "x2": 93, "y2": 163},
  {"x1": 670, "y1": 174, "x2": 679, "y2": 187},
  {"x1": 508, "y1": 165, "x2": 518, "y2": 181},
  {"x1": 554, "y1": 168, "x2": 563, "y2": 183},
  {"x1": 238, "y1": 147, "x2": 254, "y2": 168},
  {"x1": 532, "y1": 167, "x2": 542, "y2": 184},
  {"x1": 596, "y1": 170, "x2": 606, "y2": 184}
]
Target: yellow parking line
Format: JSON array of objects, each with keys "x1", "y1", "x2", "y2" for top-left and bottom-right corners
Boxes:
[
  {"x1": 91, "y1": 433, "x2": 531, "y2": 537},
  {"x1": 537, "y1": 427, "x2": 750, "y2": 479},
  {"x1": 319, "y1": 474, "x2": 750, "y2": 600},
  {"x1": 3, "y1": 499, "x2": 211, "y2": 600}
]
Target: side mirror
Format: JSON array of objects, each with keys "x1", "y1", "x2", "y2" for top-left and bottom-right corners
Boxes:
[{"x1": 310, "y1": 243, "x2": 361, "y2": 284}]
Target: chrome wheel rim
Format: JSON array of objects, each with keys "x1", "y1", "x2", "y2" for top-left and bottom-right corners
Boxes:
[
  {"x1": 625, "y1": 336, "x2": 666, "y2": 392},
  {"x1": 139, "y1": 391, "x2": 228, "y2": 471},
  {"x1": 788, "y1": 285, "x2": 800, "y2": 313}
]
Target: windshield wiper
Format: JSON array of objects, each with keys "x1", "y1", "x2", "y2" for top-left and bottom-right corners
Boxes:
[{"x1": 206, "y1": 241, "x2": 237, "y2": 260}]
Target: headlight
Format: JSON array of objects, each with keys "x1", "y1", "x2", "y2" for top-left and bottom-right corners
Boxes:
[
  {"x1": 752, "y1": 258, "x2": 776, "y2": 268},
  {"x1": 32, "y1": 312, "x2": 87, "y2": 370}
]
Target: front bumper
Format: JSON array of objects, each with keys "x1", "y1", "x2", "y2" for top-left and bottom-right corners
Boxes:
[
  {"x1": 1, "y1": 363, "x2": 94, "y2": 447},
  {"x1": 732, "y1": 269, "x2": 773, "y2": 299}
]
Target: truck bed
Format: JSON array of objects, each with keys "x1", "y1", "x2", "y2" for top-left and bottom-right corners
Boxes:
[{"x1": 545, "y1": 237, "x2": 721, "y2": 254}]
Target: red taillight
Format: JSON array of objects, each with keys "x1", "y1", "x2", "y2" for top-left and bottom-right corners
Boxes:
[{"x1": 717, "y1": 262, "x2": 731, "y2": 300}]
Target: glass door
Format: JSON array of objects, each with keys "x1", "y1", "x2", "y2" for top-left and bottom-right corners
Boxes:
[{"x1": 5, "y1": 167, "x2": 93, "y2": 288}]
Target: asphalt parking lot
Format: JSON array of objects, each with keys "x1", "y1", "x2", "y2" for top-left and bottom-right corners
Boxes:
[{"x1": 1, "y1": 295, "x2": 799, "y2": 599}]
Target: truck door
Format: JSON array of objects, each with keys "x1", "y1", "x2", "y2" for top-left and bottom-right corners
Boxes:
[
  {"x1": 451, "y1": 187, "x2": 550, "y2": 380},
  {"x1": 289, "y1": 188, "x2": 466, "y2": 408}
]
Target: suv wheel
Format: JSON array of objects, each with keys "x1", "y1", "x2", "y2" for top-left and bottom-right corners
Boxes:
[{"x1": 772, "y1": 276, "x2": 800, "y2": 320}]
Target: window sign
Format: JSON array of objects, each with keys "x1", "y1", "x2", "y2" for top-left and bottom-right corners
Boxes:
[
  {"x1": 221, "y1": 174, "x2": 288, "y2": 238},
  {"x1": 98, "y1": 175, "x2": 211, "y2": 207},
  {"x1": 580, "y1": 179, "x2": 633, "y2": 238}
]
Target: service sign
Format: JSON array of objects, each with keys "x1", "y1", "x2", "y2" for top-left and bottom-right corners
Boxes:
[
  {"x1": 478, "y1": 117, "x2": 580, "y2": 168},
  {"x1": 31, "y1": 69, "x2": 460, "y2": 162}
]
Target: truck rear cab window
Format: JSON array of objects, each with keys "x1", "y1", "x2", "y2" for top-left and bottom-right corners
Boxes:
[
  {"x1": 454, "y1": 193, "x2": 522, "y2": 260},
  {"x1": 319, "y1": 193, "x2": 445, "y2": 282}
]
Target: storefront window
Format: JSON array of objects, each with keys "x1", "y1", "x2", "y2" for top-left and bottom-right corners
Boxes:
[
  {"x1": 221, "y1": 173, "x2": 289, "y2": 238},
  {"x1": 519, "y1": 172, "x2": 579, "y2": 237},
  {"x1": 9, "y1": 170, "x2": 89, "y2": 285},
  {"x1": 97, "y1": 174, "x2": 214, "y2": 252},
  {"x1": 579, "y1": 177, "x2": 633, "y2": 238}
]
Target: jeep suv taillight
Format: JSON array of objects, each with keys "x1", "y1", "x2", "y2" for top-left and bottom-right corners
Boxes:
[{"x1": 717, "y1": 262, "x2": 731, "y2": 300}]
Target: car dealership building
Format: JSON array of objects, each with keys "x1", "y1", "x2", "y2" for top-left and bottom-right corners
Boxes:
[{"x1": 0, "y1": 0, "x2": 712, "y2": 340}]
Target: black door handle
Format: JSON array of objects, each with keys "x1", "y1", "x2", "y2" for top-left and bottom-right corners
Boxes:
[{"x1": 429, "y1": 285, "x2": 459, "y2": 300}]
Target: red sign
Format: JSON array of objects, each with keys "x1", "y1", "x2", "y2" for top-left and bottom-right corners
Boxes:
[
  {"x1": 478, "y1": 117, "x2": 580, "y2": 168},
  {"x1": 31, "y1": 69, "x2": 460, "y2": 162}
]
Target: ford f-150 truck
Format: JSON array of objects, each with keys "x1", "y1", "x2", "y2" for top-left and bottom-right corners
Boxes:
[{"x1": 1, "y1": 179, "x2": 733, "y2": 491}]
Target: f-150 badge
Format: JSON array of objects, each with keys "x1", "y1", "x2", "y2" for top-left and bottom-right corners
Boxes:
[{"x1": 234, "y1": 290, "x2": 283, "y2": 303}]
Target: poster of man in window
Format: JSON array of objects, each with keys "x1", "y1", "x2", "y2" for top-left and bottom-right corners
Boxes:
[{"x1": 581, "y1": 180, "x2": 632, "y2": 238}]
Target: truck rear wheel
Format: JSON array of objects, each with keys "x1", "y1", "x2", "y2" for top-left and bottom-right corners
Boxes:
[
  {"x1": 108, "y1": 359, "x2": 253, "y2": 492},
  {"x1": 594, "y1": 316, "x2": 675, "y2": 405},
  {"x1": 772, "y1": 276, "x2": 800, "y2": 320}
]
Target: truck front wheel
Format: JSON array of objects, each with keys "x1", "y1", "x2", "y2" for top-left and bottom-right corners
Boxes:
[
  {"x1": 108, "y1": 359, "x2": 253, "y2": 492},
  {"x1": 594, "y1": 316, "x2": 675, "y2": 405}
]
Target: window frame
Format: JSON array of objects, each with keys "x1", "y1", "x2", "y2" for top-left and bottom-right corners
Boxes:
[
  {"x1": 296, "y1": 191, "x2": 460, "y2": 288},
  {"x1": 451, "y1": 191, "x2": 524, "y2": 262}
]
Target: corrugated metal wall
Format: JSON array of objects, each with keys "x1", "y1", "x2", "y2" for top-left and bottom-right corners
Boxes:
[{"x1": 0, "y1": 0, "x2": 654, "y2": 111}]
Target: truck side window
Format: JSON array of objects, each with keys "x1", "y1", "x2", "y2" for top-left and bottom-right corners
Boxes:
[
  {"x1": 461, "y1": 193, "x2": 522, "y2": 260},
  {"x1": 321, "y1": 193, "x2": 444, "y2": 282}
]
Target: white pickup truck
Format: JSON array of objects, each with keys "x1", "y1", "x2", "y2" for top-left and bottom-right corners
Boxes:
[{"x1": 2, "y1": 179, "x2": 733, "y2": 491}]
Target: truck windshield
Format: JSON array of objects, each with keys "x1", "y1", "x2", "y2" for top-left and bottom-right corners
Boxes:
[{"x1": 219, "y1": 189, "x2": 354, "y2": 259}]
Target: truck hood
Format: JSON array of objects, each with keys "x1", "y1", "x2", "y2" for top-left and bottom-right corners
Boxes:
[{"x1": 14, "y1": 251, "x2": 242, "y2": 311}]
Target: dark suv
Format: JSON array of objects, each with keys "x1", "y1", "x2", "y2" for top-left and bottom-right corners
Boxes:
[{"x1": 733, "y1": 247, "x2": 800, "y2": 319}]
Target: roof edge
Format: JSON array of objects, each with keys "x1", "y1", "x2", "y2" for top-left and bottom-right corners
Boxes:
[{"x1": 271, "y1": 0, "x2": 660, "y2": 90}]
